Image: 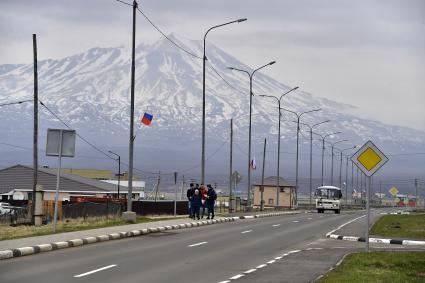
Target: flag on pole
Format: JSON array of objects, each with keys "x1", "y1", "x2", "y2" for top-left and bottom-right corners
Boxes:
[
  {"x1": 250, "y1": 157, "x2": 257, "y2": 170},
  {"x1": 141, "y1": 112, "x2": 153, "y2": 126}
]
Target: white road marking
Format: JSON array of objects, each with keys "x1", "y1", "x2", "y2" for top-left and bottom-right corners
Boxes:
[
  {"x1": 241, "y1": 230, "x2": 252, "y2": 234},
  {"x1": 326, "y1": 215, "x2": 365, "y2": 236},
  {"x1": 256, "y1": 264, "x2": 267, "y2": 269},
  {"x1": 218, "y1": 281, "x2": 230, "y2": 283},
  {"x1": 275, "y1": 256, "x2": 283, "y2": 260},
  {"x1": 288, "y1": 250, "x2": 301, "y2": 254},
  {"x1": 267, "y1": 260, "x2": 276, "y2": 264},
  {"x1": 244, "y1": 269, "x2": 256, "y2": 274},
  {"x1": 230, "y1": 274, "x2": 245, "y2": 280},
  {"x1": 188, "y1": 241, "x2": 208, "y2": 247},
  {"x1": 272, "y1": 224, "x2": 281, "y2": 227},
  {"x1": 282, "y1": 253, "x2": 289, "y2": 256},
  {"x1": 307, "y1": 218, "x2": 313, "y2": 220},
  {"x1": 73, "y1": 264, "x2": 117, "y2": 278},
  {"x1": 292, "y1": 220, "x2": 299, "y2": 223}
]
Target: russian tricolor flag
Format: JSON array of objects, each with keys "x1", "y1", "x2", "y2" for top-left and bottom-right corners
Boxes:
[
  {"x1": 250, "y1": 157, "x2": 256, "y2": 170},
  {"x1": 141, "y1": 112, "x2": 153, "y2": 126}
]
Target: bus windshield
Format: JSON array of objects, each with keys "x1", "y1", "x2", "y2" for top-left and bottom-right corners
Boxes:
[{"x1": 315, "y1": 188, "x2": 342, "y2": 199}]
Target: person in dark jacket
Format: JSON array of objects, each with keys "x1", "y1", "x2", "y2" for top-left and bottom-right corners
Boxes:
[
  {"x1": 186, "y1": 183, "x2": 195, "y2": 218},
  {"x1": 206, "y1": 184, "x2": 217, "y2": 219},
  {"x1": 199, "y1": 184, "x2": 207, "y2": 219},
  {"x1": 190, "y1": 189, "x2": 202, "y2": 220}
]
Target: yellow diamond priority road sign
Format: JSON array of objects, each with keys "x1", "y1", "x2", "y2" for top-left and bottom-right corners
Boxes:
[
  {"x1": 351, "y1": 140, "x2": 389, "y2": 177},
  {"x1": 389, "y1": 186, "x2": 398, "y2": 196}
]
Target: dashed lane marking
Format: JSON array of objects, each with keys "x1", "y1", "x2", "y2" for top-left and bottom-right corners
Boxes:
[
  {"x1": 256, "y1": 264, "x2": 267, "y2": 269},
  {"x1": 244, "y1": 269, "x2": 256, "y2": 274},
  {"x1": 73, "y1": 264, "x2": 117, "y2": 278},
  {"x1": 241, "y1": 230, "x2": 252, "y2": 234},
  {"x1": 230, "y1": 274, "x2": 245, "y2": 280},
  {"x1": 188, "y1": 241, "x2": 208, "y2": 247},
  {"x1": 292, "y1": 220, "x2": 299, "y2": 223},
  {"x1": 272, "y1": 224, "x2": 281, "y2": 227}
]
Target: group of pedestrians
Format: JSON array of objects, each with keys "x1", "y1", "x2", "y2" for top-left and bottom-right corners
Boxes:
[{"x1": 186, "y1": 183, "x2": 217, "y2": 220}]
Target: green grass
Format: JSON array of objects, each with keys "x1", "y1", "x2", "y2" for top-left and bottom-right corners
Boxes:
[
  {"x1": 317, "y1": 252, "x2": 425, "y2": 283},
  {"x1": 0, "y1": 215, "x2": 181, "y2": 241},
  {"x1": 370, "y1": 214, "x2": 425, "y2": 239}
]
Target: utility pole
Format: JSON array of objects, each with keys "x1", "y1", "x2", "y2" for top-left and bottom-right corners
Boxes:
[
  {"x1": 379, "y1": 180, "x2": 382, "y2": 205},
  {"x1": 154, "y1": 171, "x2": 160, "y2": 202},
  {"x1": 180, "y1": 175, "x2": 185, "y2": 200},
  {"x1": 414, "y1": 178, "x2": 418, "y2": 207},
  {"x1": 125, "y1": 0, "x2": 137, "y2": 221},
  {"x1": 351, "y1": 161, "x2": 354, "y2": 203},
  {"x1": 32, "y1": 34, "x2": 38, "y2": 225},
  {"x1": 345, "y1": 156, "x2": 348, "y2": 205},
  {"x1": 261, "y1": 138, "x2": 266, "y2": 211},
  {"x1": 229, "y1": 119, "x2": 234, "y2": 213}
]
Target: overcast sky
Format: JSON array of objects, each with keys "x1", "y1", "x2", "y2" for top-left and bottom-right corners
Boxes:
[{"x1": 1, "y1": 0, "x2": 424, "y2": 131}]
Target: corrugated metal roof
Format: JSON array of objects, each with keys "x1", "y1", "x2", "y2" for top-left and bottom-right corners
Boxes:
[{"x1": 0, "y1": 164, "x2": 117, "y2": 194}]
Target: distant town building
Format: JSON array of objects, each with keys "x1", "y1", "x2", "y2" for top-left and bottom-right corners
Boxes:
[
  {"x1": 0, "y1": 164, "x2": 143, "y2": 201},
  {"x1": 252, "y1": 176, "x2": 296, "y2": 208}
]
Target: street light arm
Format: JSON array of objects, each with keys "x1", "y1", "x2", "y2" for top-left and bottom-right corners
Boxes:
[
  {"x1": 227, "y1": 67, "x2": 251, "y2": 77},
  {"x1": 259, "y1": 94, "x2": 279, "y2": 104},
  {"x1": 252, "y1": 61, "x2": 276, "y2": 78},
  {"x1": 108, "y1": 150, "x2": 120, "y2": 160},
  {"x1": 324, "y1": 131, "x2": 342, "y2": 140},
  {"x1": 204, "y1": 19, "x2": 247, "y2": 40},
  {"x1": 299, "y1": 108, "x2": 322, "y2": 118},
  {"x1": 279, "y1": 86, "x2": 299, "y2": 101},
  {"x1": 312, "y1": 120, "x2": 330, "y2": 129},
  {"x1": 204, "y1": 19, "x2": 247, "y2": 58},
  {"x1": 279, "y1": 107, "x2": 298, "y2": 118}
]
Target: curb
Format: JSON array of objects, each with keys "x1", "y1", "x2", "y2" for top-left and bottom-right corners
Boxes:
[
  {"x1": 326, "y1": 233, "x2": 425, "y2": 246},
  {"x1": 0, "y1": 211, "x2": 296, "y2": 260}
]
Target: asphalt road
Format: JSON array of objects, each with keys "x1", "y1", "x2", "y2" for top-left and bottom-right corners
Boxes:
[{"x1": 0, "y1": 209, "x2": 404, "y2": 283}]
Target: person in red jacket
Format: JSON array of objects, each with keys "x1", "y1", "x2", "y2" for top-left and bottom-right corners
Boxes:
[{"x1": 199, "y1": 184, "x2": 207, "y2": 219}]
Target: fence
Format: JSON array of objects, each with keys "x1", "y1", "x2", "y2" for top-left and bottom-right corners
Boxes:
[
  {"x1": 62, "y1": 202, "x2": 124, "y2": 219},
  {"x1": 0, "y1": 207, "x2": 30, "y2": 225},
  {"x1": 132, "y1": 200, "x2": 187, "y2": 215}
]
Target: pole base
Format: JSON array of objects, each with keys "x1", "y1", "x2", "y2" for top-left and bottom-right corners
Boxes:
[{"x1": 122, "y1": 211, "x2": 136, "y2": 223}]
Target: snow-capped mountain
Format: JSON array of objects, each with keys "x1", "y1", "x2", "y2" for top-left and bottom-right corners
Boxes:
[{"x1": 0, "y1": 34, "x2": 424, "y2": 183}]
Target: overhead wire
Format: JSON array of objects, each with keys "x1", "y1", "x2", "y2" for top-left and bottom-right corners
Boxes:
[
  {"x1": 0, "y1": 99, "x2": 33, "y2": 107},
  {"x1": 136, "y1": 7, "x2": 203, "y2": 60}
]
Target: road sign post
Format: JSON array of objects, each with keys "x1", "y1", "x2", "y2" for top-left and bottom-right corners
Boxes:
[
  {"x1": 351, "y1": 140, "x2": 388, "y2": 252},
  {"x1": 389, "y1": 186, "x2": 399, "y2": 208},
  {"x1": 46, "y1": 129, "x2": 76, "y2": 233}
]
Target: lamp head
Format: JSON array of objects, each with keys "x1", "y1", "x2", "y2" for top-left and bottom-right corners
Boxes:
[
  {"x1": 227, "y1": 67, "x2": 235, "y2": 70},
  {"x1": 237, "y1": 18, "x2": 247, "y2": 23},
  {"x1": 269, "y1": 61, "x2": 276, "y2": 65}
]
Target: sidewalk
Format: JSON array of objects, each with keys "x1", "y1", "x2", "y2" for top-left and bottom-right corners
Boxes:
[{"x1": 0, "y1": 216, "x2": 199, "y2": 251}]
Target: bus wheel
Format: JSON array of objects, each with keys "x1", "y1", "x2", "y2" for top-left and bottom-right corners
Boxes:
[{"x1": 335, "y1": 209, "x2": 340, "y2": 214}]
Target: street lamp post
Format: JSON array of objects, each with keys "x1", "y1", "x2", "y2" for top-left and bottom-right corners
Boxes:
[
  {"x1": 109, "y1": 151, "x2": 121, "y2": 198},
  {"x1": 313, "y1": 131, "x2": 342, "y2": 186},
  {"x1": 259, "y1": 86, "x2": 299, "y2": 207},
  {"x1": 336, "y1": 146, "x2": 356, "y2": 203},
  {"x1": 329, "y1": 139, "x2": 348, "y2": 185},
  {"x1": 228, "y1": 61, "x2": 276, "y2": 208},
  {"x1": 201, "y1": 18, "x2": 247, "y2": 185},
  {"x1": 280, "y1": 108, "x2": 322, "y2": 203},
  {"x1": 298, "y1": 120, "x2": 330, "y2": 208}
]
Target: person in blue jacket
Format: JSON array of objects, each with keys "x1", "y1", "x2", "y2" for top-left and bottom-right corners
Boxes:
[
  {"x1": 190, "y1": 189, "x2": 202, "y2": 220},
  {"x1": 206, "y1": 184, "x2": 217, "y2": 219}
]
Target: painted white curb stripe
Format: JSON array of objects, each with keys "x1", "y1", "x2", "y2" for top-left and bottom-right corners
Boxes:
[{"x1": 74, "y1": 264, "x2": 117, "y2": 278}]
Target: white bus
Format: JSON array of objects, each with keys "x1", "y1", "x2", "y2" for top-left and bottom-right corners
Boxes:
[{"x1": 315, "y1": 186, "x2": 342, "y2": 214}]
